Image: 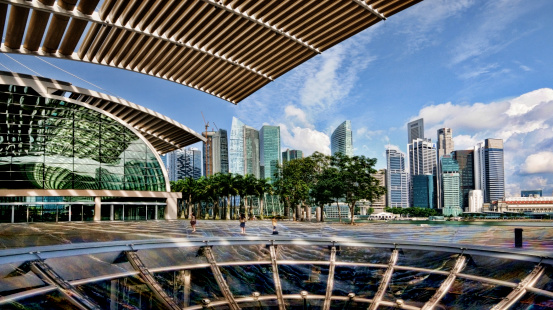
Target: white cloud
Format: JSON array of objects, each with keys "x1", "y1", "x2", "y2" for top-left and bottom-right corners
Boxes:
[
  {"x1": 280, "y1": 124, "x2": 330, "y2": 156},
  {"x1": 520, "y1": 152, "x2": 553, "y2": 174},
  {"x1": 284, "y1": 105, "x2": 311, "y2": 128}
]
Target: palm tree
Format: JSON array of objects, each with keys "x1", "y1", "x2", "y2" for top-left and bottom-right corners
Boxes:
[
  {"x1": 243, "y1": 174, "x2": 257, "y2": 218},
  {"x1": 256, "y1": 178, "x2": 273, "y2": 219},
  {"x1": 218, "y1": 173, "x2": 238, "y2": 220},
  {"x1": 233, "y1": 174, "x2": 245, "y2": 218},
  {"x1": 180, "y1": 177, "x2": 197, "y2": 219}
]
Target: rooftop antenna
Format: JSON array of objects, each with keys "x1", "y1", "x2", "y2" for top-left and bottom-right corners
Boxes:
[{"x1": 201, "y1": 112, "x2": 212, "y2": 176}]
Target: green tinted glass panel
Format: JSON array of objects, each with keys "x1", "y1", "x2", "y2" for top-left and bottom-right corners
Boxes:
[{"x1": 0, "y1": 87, "x2": 166, "y2": 191}]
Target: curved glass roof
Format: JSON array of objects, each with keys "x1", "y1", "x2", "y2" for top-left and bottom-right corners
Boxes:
[
  {"x1": 0, "y1": 0, "x2": 422, "y2": 103},
  {"x1": 1, "y1": 221, "x2": 552, "y2": 309}
]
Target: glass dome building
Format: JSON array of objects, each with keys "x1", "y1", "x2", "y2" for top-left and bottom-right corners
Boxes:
[{"x1": 0, "y1": 72, "x2": 204, "y2": 223}]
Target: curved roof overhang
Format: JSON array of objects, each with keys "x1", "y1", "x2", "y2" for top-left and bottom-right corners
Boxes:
[
  {"x1": 0, "y1": 71, "x2": 205, "y2": 154},
  {"x1": 0, "y1": 0, "x2": 422, "y2": 104}
]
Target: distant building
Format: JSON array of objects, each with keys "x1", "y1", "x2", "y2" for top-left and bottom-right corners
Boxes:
[
  {"x1": 468, "y1": 190, "x2": 484, "y2": 213},
  {"x1": 372, "y1": 169, "x2": 387, "y2": 208},
  {"x1": 436, "y1": 128, "x2": 454, "y2": 209},
  {"x1": 408, "y1": 138, "x2": 436, "y2": 207},
  {"x1": 497, "y1": 196, "x2": 553, "y2": 213},
  {"x1": 474, "y1": 139, "x2": 505, "y2": 203},
  {"x1": 412, "y1": 174, "x2": 434, "y2": 208},
  {"x1": 212, "y1": 129, "x2": 229, "y2": 174},
  {"x1": 244, "y1": 126, "x2": 260, "y2": 178},
  {"x1": 386, "y1": 148, "x2": 409, "y2": 208},
  {"x1": 260, "y1": 125, "x2": 280, "y2": 181},
  {"x1": 441, "y1": 156, "x2": 462, "y2": 216},
  {"x1": 229, "y1": 117, "x2": 245, "y2": 175},
  {"x1": 331, "y1": 120, "x2": 353, "y2": 157},
  {"x1": 453, "y1": 150, "x2": 475, "y2": 210},
  {"x1": 407, "y1": 118, "x2": 424, "y2": 143},
  {"x1": 166, "y1": 147, "x2": 202, "y2": 181},
  {"x1": 282, "y1": 149, "x2": 303, "y2": 164},
  {"x1": 521, "y1": 190, "x2": 543, "y2": 197},
  {"x1": 203, "y1": 131, "x2": 215, "y2": 176}
]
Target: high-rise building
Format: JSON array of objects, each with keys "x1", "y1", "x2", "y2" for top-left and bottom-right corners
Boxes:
[
  {"x1": 412, "y1": 174, "x2": 434, "y2": 208},
  {"x1": 372, "y1": 169, "x2": 388, "y2": 208},
  {"x1": 386, "y1": 148, "x2": 410, "y2": 208},
  {"x1": 468, "y1": 190, "x2": 484, "y2": 213},
  {"x1": 407, "y1": 118, "x2": 424, "y2": 143},
  {"x1": 452, "y1": 150, "x2": 475, "y2": 210},
  {"x1": 244, "y1": 126, "x2": 260, "y2": 178},
  {"x1": 441, "y1": 155, "x2": 461, "y2": 216},
  {"x1": 229, "y1": 117, "x2": 245, "y2": 175},
  {"x1": 409, "y1": 138, "x2": 436, "y2": 208},
  {"x1": 474, "y1": 139, "x2": 505, "y2": 203},
  {"x1": 212, "y1": 129, "x2": 229, "y2": 174},
  {"x1": 260, "y1": 125, "x2": 280, "y2": 181},
  {"x1": 282, "y1": 149, "x2": 303, "y2": 164},
  {"x1": 203, "y1": 131, "x2": 215, "y2": 176},
  {"x1": 331, "y1": 120, "x2": 353, "y2": 157},
  {"x1": 437, "y1": 128, "x2": 454, "y2": 160}
]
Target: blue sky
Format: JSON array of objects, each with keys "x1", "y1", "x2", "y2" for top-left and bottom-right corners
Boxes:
[{"x1": 2, "y1": 0, "x2": 552, "y2": 196}]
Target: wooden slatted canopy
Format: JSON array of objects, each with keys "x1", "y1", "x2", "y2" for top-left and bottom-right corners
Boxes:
[{"x1": 0, "y1": 0, "x2": 422, "y2": 104}]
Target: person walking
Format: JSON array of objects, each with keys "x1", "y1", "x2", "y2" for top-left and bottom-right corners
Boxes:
[
  {"x1": 272, "y1": 217, "x2": 278, "y2": 233},
  {"x1": 190, "y1": 212, "x2": 197, "y2": 233},
  {"x1": 240, "y1": 213, "x2": 246, "y2": 234}
]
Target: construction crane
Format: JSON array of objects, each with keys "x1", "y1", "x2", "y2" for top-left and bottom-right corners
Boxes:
[{"x1": 201, "y1": 112, "x2": 212, "y2": 176}]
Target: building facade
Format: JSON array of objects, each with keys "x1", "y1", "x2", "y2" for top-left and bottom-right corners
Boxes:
[
  {"x1": 260, "y1": 125, "x2": 280, "y2": 181},
  {"x1": 203, "y1": 131, "x2": 214, "y2": 176},
  {"x1": 521, "y1": 190, "x2": 543, "y2": 197},
  {"x1": 0, "y1": 73, "x2": 203, "y2": 222},
  {"x1": 282, "y1": 149, "x2": 303, "y2": 164},
  {"x1": 441, "y1": 156, "x2": 462, "y2": 216},
  {"x1": 468, "y1": 190, "x2": 484, "y2": 213},
  {"x1": 407, "y1": 118, "x2": 424, "y2": 143},
  {"x1": 386, "y1": 148, "x2": 409, "y2": 208},
  {"x1": 212, "y1": 129, "x2": 229, "y2": 174},
  {"x1": 331, "y1": 120, "x2": 353, "y2": 157},
  {"x1": 408, "y1": 138, "x2": 436, "y2": 207},
  {"x1": 412, "y1": 174, "x2": 434, "y2": 208},
  {"x1": 474, "y1": 139, "x2": 505, "y2": 203},
  {"x1": 452, "y1": 150, "x2": 475, "y2": 210},
  {"x1": 372, "y1": 169, "x2": 387, "y2": 208},
  {"x1": 229, "y1": 117, "x2": 245, "y2": 175},
  {"x1": 437, "y1": 128, "x2": 454, "y2": 160},
  {"x1": 244, "y1": 126, "x2": 260, "y2": 178}
]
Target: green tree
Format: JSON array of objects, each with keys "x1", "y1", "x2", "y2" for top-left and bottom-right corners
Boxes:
[{"x1": 256, "y1": 178, "x2": 273, "y2": 219}]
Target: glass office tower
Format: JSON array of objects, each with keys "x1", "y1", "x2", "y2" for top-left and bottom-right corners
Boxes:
[
  {"x1": 484, "y1": 139, "x2": 505, "y2": 203},
  {"x1": 212, "y1": 129, "x2": 229, "y2": 174},
  {"x1": 441, "y1": 156, "x2": 462, "y2": 216},
  {"x1": 282, "y1": 149, "x2": 303, "y2": 164},
  {"x1": 244, "y1": 126, "x2": 260, "y2": 178},
  {"x1": 386, "y1": 148, "x2": 409, "y2": 208},
  {"x1": 453, "y1": 150, "x2": 475, "y2": 210},
  {"x1": 412, "y1": 174, "x2": 434, "y2": 208},
  {"x1": 331, "y1": 120, "x2": 353, "y2": 156},
  {"x1": 229, "y1": 117, "x2": 245, "y2": 175},
  {"x1": 260, "y1": 125, "x2": 280, "y2": 181}
]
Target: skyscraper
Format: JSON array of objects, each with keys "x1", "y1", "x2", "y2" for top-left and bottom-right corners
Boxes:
[
  {"x1": 409, "y1": 138, "x2": 437, "y2": 208},
  {"x1": 212, "y1": 129, "x2": 229, "y2": 174},
  {"x1": 452, "y1": 150, "x2": 475, "y2": 210},
  {"x1": 282, "y1": 149, "x2": 303, "y2": 164},
  {"x1": 386, "y1": 148, "x2": 410, "y2": 208},
  {"x1": 412, "y1": 174, "x2": 434, "y2": 208},
  {"x1": 203, "y1": 131, "x2": 215, "y2": 177},
  {"x1": 260, "y1": 125, "x2": 280, "y2": 181},
  {"x1": 331, "y1": 120, "x2": 353, "y2": 156},
  {"x1": 441, "y1": 155, "x2": 461, "y2": 216},
  {"x1": 372, "y1": 169, "x2": 388, "y2": 208},
  {"x1": 229, "y1": 117, "x2": 245, "y2": 175},
  {"x1": 165, "y1": 147, "x2": 202, "y2": 181},
  {"x1": 244, "y1": 125, "x2": 260, "y2": 178},
  {"x1": 407, "y1": 118, "x2": 424, "y2": 143},
  {"x1": 437, "y1": 128, "x2": 454, "y2": 160},
  {"x1": 474, "y1": 139, "x2": 505, "y2": 203}
]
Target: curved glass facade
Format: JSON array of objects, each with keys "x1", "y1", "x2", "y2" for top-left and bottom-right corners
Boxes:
[{"x1": 0, "y1": 85, "x2": 166, "y2": 191}]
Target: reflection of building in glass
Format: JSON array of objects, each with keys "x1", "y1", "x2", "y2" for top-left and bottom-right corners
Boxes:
[
  {"x1": 441, "y1": 156, "x2": 462, "y2": 216},
  {"x1": 474, "y1": 139, "x2": 505, "y2": 203},
  {"x1": 453, "y1": 150, "x2": 475, "y2": 210},
  {"x1": 412, "y1": 174, "x2": 434, "y2": 208},
  {"x1": 212, "y1": 129, "x2": 229, "y2": 174},
  {"x1": 0, "y1": 72, "x2": 202, "y2": 222},
  {"x1": 260, "y1": 125, "x2": 280, "y2": 181},
  {"x1": 244, "y1": 126, "x2": 260, "y2": 178},
  {"x1": 331, "y1": 120, "x2": 353, "y2": 157},
  {"x1": 521, "y1": 190, "x2": 542, "y2": 197},
  {"x1": 386, "y1": 148, "x2": 409, "y2": 208},
  {"x1": 282, "y1": 149, "x2": 303, "y2": 164}
]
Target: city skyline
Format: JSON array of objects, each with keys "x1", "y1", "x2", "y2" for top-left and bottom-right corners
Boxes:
[{"x1": 2, "y1": 0, "x2": 551, "y2": 196}]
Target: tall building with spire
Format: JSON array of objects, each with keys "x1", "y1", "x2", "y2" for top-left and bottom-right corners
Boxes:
[{"x1": 331, "y1": 120, "x2": 353, "y2": 157}]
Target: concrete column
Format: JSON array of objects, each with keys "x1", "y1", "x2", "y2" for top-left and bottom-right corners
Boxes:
[
  {"x1": 69, "y1": 205, "x2": 72, "y2": 222},
  {"x1": 110, "y1": 205, "x2": 114, "y2": 221},
  {"x1": 296, "y1": 205, "x2": 301, "y2": 221},
  {"x1": 165, "y1": 197, "x2": 178, "y2": 220},
  {"x1": 94, "y1": 196, "x2": 101, "y2": 221},
  {"x1": 316, "y1": 207, "x2": 321, "y2": 222},
  {"x1": 11, "y1": 205, "x2": 14, "y2": 223},
  {"x1": 155, "y1": 206, "x2": 158, "y2": 220},
  {"x1": 182, "y1": 270, "x2": 191, "y2": 307},
  {"x1": 304, "y1": 205, "x2": 310, "y2": 221}
]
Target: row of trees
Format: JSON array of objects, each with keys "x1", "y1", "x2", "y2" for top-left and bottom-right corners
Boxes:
[
  {"x1": 171, "y1": 152, "x2": 386, "y2": 225},
  {"x1": 385, "y1": 207, "x2": 441, "y2": 217}
]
